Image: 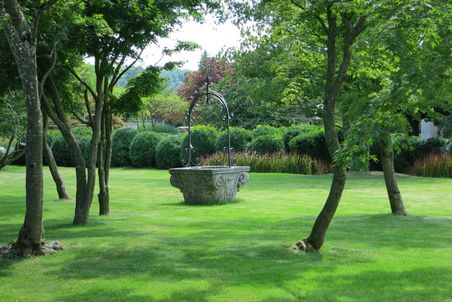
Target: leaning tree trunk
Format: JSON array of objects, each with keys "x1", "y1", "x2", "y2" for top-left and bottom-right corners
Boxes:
[
  {"x1": 379, "y1": 134, "x2": 407, "y2": 216},
  {"x1": 2, "y1": 0, "x2": 44, "y2": 256},
  {"x1": 43, "y1": 114, "x2": 70, "y2": 200},
  {"x1": 43, "y1": 76, "x2": 88, "y2": 216},
  {"x1": 295, "y1": 9, "x2": 366, "y2": 252}
]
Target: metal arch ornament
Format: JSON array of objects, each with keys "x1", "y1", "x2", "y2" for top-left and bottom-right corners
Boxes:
[{"x1": 185, "y1": 77, "x2": 233, "y2": 167}]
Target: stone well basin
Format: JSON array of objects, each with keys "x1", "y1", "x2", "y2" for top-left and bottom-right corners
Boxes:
[{"x1": 169, "y1": 166, "x2": 250, "y2": 204}]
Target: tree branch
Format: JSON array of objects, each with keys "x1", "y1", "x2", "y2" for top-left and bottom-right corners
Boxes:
[
  {"x1": 65, "y1": 66, "x2": 99, "y2": 102},
  {"x1": 109, "y1": 48, "x2": 145, "y2": 90},
  {"x1": 84, "y1": 89, "x2": 93, "y2": 126},
  {"x1": 39, "y1": 43, "x2": 57, "y2": 101},
  {"x1": 38, "y1": 0, "x2": 59, "y2": 11},
  {"x1": 332, "y1": 15, "x2": 367, "y2": 98}
]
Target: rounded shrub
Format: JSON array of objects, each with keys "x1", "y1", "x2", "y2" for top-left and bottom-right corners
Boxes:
[
  {"x1": 288, "y1": 129, "x2": 330, "y2": 161},
  {"x1": 252, "y1": 125, "x2": 282, "y2": 138},
  {"x1": 216, "y1": 127, "x2": 253, "y2": 152},
  {"x1": 129, "y1": 132, "x2": 163, "y2": 167},
  {"x1": 71, "y1": 127, "x2": 92, "y2": 141},
  {"x1": 446, "y1": 140, "x2": 452, "y2": 153},
  {"x1": 111, "y1": 128, "x2": 138, "y2": 166},
  {"x1": 247, "y1": 135, "x2": 284, "y2": 154},
  {"x1": 46, "y1": 130, "x2": 61, "y2": 146},
  {"x1": 156, "y1": 135, "x2": 183, "y2": 169},
  {"x1": 416, "y1": 136, "x2": 449, "y2": 156},
  {"x1": 393, "y1": 134, "x2": 421, "y2": 173},
  {"x1": 283, "y1": 125, "x2": 321, "y2": 150},
  {"x1": 78, "y1": 137, "x2": 92, "y2": 163},
  {"x1": 51, "y1": 136, "x2": 73, "y2": 166},
  {"x1": 181, "y1": 125, "x2": 218, "y2": 161}
]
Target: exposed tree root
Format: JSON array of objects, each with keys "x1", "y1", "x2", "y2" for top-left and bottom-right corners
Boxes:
[
  {"x1": 293, "y1": 238, "x2": 317, "y2": 253},
  {"x1": 0, "y1": 241, "x2": 63, "y2": 259}
]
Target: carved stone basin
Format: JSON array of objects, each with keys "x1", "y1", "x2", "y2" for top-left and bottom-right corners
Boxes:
[{"x1": 169, "y1": 166, "x2": 250, "y2": 204}]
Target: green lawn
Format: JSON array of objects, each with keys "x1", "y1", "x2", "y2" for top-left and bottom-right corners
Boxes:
[{"x1": 0, "y1": 166, "x2": 451, "y2": 302}]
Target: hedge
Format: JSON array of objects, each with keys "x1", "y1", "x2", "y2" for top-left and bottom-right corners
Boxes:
[
  {"x1": 252, "y1": 125, "x2": 283, "y2": 138},
  {"x1": 156, "y1": 135, "x2": 183, "y2": 169},
  {"x1": 129, "y1": 132, "x2": 163, "y2": 167},
  {"x1": 111, "y1": 128, "x2": 138, "y2": 166},
  {"x1": 216, "y1": 127, "x2": 253, "y2": 152},
  {"x1": 247, "y1": 135, "x2": 285, "y2": 154},
  {"x1": 288, "y1": 129, "x2": 330, "y2": 161},
  {"x1": 181, "y1": 125, "x2": 218, "y2": 163}
]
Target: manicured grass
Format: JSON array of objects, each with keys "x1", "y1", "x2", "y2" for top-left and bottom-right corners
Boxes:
[{"x1": 0, "y1": 166, "x2": 451, "y2": 301}]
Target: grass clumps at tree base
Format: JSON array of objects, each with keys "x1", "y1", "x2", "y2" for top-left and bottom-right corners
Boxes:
[
  {"x1": 0, "y1": 240, "x2": 63, "y2": 259},
  {"x1": 0, "y1": 166, "x2": 451, "y2": 301}
]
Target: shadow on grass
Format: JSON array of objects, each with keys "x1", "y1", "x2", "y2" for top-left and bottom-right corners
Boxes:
[
  {"x1": 2, "y1": 211, "x2": 451, "y2": 301},
  {"x1": 53, "y1": 287, "x2": 221, "y2": 302},
  {"x1": 160, "y1": 198, "x2": 246, "y2": 207}
]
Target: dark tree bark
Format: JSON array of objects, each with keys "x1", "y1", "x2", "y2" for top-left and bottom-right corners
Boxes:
[
  {"x1": 141, "y1": 111, "x2": 146, "y2": 130},
  {"x1": 379, "y1": 134, "x2": 407, "y2": 216},
  {"x1": 43, "y1": 114, "x2": 70, "y2": 200},
  {"x1": 42, "y1": 76, "x2": 88, "y2": 218},
  {"x1": 72, "y1": 67, "x2": 105, "y2": 225},
  {"x1": 1, "y1": 0, "x2": 45, "y2": 256},
  {"x1": 98, "y1": 107, "x2": 112, "y2": 215},
  {"x1": 296, "y1": 7, "x2": 367, "y2": 252}
]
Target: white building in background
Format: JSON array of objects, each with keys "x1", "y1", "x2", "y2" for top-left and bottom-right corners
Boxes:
[{"x1": 420, "y1": 118, "x2": 439, "y2": 140}]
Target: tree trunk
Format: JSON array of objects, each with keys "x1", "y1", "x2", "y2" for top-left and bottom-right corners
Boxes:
[
  {"x1": 295, "y1": 10, "x2": 366, "y2": 252},
  {"x1": 98, "y1": 108, "x2": 112, "y2": 216},
  {"x1": 43, "y1": 77, "x2": 88, "y2": 217},
  {"x1": 141, "y1": 111, "x2": 146, "y2": 130},
  {"x1": 2, "y1": 0, "x2": 44, "y2": 256},
  {"x1": 379, "y1": 134, "x2": 407, "y2": 216},
  {"x1": 73, "y1": 71, "x2": 106, "y2": 225},
  {"x1": 97, "y1": 110, "x2": 108, "y2": 215},
  {"x1": 43, "y1": 115, "x2": 70, "y2": 200}
]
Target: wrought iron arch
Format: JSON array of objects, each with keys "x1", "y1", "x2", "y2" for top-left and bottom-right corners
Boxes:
[{"x1": 184, "y1": 77, "x2": 233, "y2": 167}]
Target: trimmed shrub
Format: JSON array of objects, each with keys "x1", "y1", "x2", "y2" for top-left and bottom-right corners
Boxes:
[
  {"x1": 156, "y1": 135, "x2": 183, "y2": 169},
  {"x1": 153, "y1": 123, "x2": 178, "y2": 134},
  {"x1": 446, "y1": 140, "x2": 452, "y2": 153},
  {"x1": 247, "y1": 135, "x2": 284, "y2": 154},
  {"x1": 129, "y1": 132, "x2": 163, "y2": 167},
  {"x1": 216, "y1": 127, "x2": 253, "y2": 152},
  {"x1": 111, "y1": 128, "x2": 138, "y2": 166},
  {"x1": 47, "y1": 130, "x2": 61, "y2": 146},
  {"x1": 51, "y1": 136, "x2": 73, "y2": 166},
  {"x1": 416, "y1": 136, "x2": 449, "y2": 156},
  {"x1": 78, "y1": 137, "x2": 92, "y2": 163},
  {"x1": 288, "y1": 129, "x2": 330, "y2": 161},
  {"x1": 252, "y1": 125, "x2": 283, "y2": 138},
  {"x1": 393, "y1": 135, "x2": 428, "y2": 173},
  {"x1": 283, "y1": 125, "x2": 321, "y2": 150},
  {"x1": 71, "y1": 127, "x2": 92, "y2": 141},
  {"x1": 181, "y1": 125, "x2": 218, "y2": 162}
]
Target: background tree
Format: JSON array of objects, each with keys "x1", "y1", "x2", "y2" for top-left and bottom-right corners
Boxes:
[
  {"x1": 62, "y1": 0, "x2": 217, "y2": 223},
  {"x1": 0, "y1": 91, "x2": 25, "y2": 169},
  {"x1": 142, "y1": 93, "x2": 187, "y2": 130}
]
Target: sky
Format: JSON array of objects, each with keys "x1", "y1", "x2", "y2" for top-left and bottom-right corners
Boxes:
[{"x1": 141, "y1": 16, "x2": 242, "y2": 71}]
